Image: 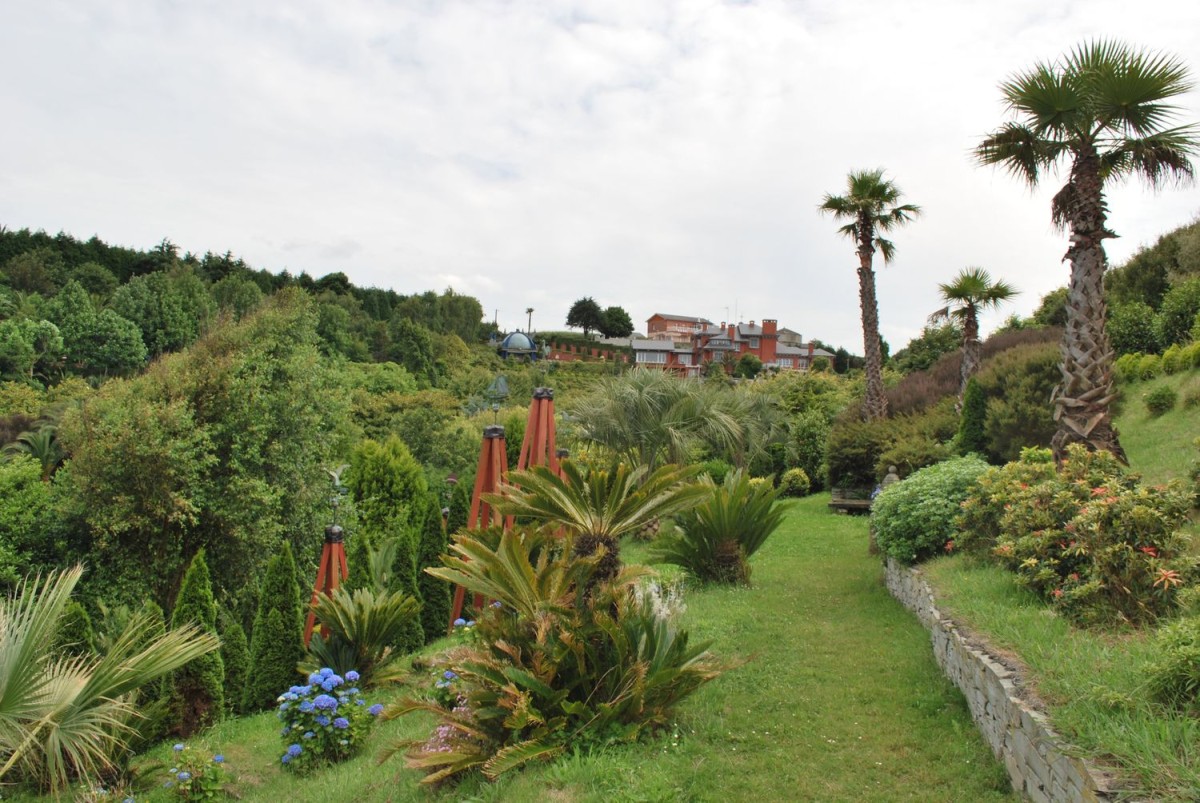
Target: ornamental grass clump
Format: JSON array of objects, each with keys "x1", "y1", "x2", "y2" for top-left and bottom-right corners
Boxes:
[
  {"x1": 276, "y1": 668, "x2": 380, "y2": 773},
  {"x1": 382, "y1": 528, "x2": 726, "y2": 785},
  {"x1": 870, "y1": 456, "x2": 990, "y2": 564},
  {"x1": 958, "y1": 444, "x2": 1197, "y2": 626},
  {"x1": 650, "y1": 470, "x2": 790, "y2": 584}
]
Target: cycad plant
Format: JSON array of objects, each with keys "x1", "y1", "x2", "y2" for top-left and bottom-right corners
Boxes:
[
  {"x1": 486, "y1": 460, "x2": 706, "y2": 585},
  {"x1": 385, "y1": 528, "x2": 725, "y2": 784},
  {"x1": 651, "y1": 470, "x2": 790, "y2": 584},
  {"x1": 303, "y1": 586, "x2": 421, "y2": 687},
  {"x1": 0, "y1": 566, "x2": 219, "y2": 794}
]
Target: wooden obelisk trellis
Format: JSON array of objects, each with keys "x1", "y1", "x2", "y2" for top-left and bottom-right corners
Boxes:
[
  {"x1": 517, "y1": 387, "x2": 559, "y2": 473},
  {"x1": 447, "y1": 424, "x2": 509, "y2": 632},
  {"x1": 304, "y1": 524, "x2": 348, "y2": 646}
]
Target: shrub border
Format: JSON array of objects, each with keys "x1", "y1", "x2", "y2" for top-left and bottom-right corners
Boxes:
[{"x1": 884, "y1": 559, "x2": 1116, "y2": 802}]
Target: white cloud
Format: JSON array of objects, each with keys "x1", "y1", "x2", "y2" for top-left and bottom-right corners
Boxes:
[{"x1": 2, "y1": 0, "x2": 1198, "y2": 349}]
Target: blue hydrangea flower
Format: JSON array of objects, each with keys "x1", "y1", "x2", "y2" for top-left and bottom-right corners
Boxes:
[
  {"x1": 278, "y1": 702, "x2": 289, "y2": 712},
  {"x1": 345, "y1": 670, "x2": 360, "y2": 682},
  {"x1": 491, "y1": 600, "x2": 502, "y2": 608},
  {"x1": 453, "y1": 617, "x2": 466, "y2": 627},
  {"x1": 173, "y1": 743, "x2": 184, "y2": 752},
  {"x1": 333, "y1": 717, "x2": 349, "y2": 729},
  {"x1": 303, "y1": 731, "x2": 314, "y2": 739},
  {"x1": 308, "y1": 672, "x2": 322, "y2": 685},
  {"x1": 443, "y1": 670, "x2": 457, "y2": 680},
  {"x1": 299, "y1": 700, "x2": 314, "y2": 713},
  {"x1": 177, "y1": 772, "x2": 191, "y2": 781},
  {"x1": 465, "y1": 620, "x2": 475, "y2": 627},
  {"x1": 319, "y1": 667, "x2": 333, "y2": 678},
  {"x1": 346, "y1": 687, "x2": 360, "y2": 695},
  {"x1": 368, "y1": 703, "x2": 384, "y2": 716},
  {"x1": 281, "y1": 754, "x2": 291, "y2": 765},
  {"x1": 435, "y1": 680, "x2": 449, "y2": 689},
  {"x1": 315, "y1": 715, "x2": 330, "y2": 727},
  {"x1": 213, "y1": 754, "x2": 224, "y2": 763},
  {"x1": 313, "y1": 694, "x2": 338, "y2": 710},
  {"x1": 356, "y1": 698, "x2": 366, "y2": 705},
  {"x1": 287, "y1": 744, "x2": 303, "y2": 757}
]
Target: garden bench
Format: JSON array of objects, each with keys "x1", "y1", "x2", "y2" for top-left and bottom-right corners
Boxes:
[{"x1": 828, "y1": 486, "x2": 874, "y2": 514}]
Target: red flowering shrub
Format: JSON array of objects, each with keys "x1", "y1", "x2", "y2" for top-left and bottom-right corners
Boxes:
[{"x1": 957, "y1": 445, "x2": 1197, "y2": 626}]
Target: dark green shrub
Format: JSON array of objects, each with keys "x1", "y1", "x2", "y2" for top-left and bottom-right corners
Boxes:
[
  {"x1": 1156, "y1": 277, "x2": 1200, "y2": 348},
  {"x1": 344, "y1": 530, "x2": 373, "y2": 593},
  {"x1": 786, "y1": 410, "x2": 829, "y2": 491},
  {"x1": 957, "y1": 378, "x2": 987, "y2": 456},
  {"x1": 963, "y1": 445, "x2": 1195, "y2": 626},
  {"x1": 1146, "y1": 616, "x2": 1200, "y2": 713},
  {"x1": 219, "y1": 610, "x2": 250, "y2": 716},
  {"x1": 243, "y1": 543, "x2": 305, "y2": 713},
  {"x1": 1145, "y1": 385, "x2": 1178, "y2": 416},
  {"x1": 170, "y1": 549, "x2": 225, "y2": 736},
  {"x1": 826, "y1": 418, "x2": 891, "y2": 489},
  {"x1": 699, "y1": 459, "x2": 733, "y2": 484},
  {"x1": 55, "y1": 600, "x2": 96, "y2": 656},
  {"x1": 652, "y1": 470, "x2": 790, "y2": 584},
  {"x1": 778, "y1": 468, "x2": 811, "y2": 498},
  {"x1": 1137, "y1": 353, "x2": 1162, "y2": 380},
  {"x1": 973, "y1": 342, "x2": 1059, "y2": 462},
  {"x1": 1107, "y1": 301, "x2": 1160, "y2": 355},
  {"x1": 416, "y1": 493, "x2": 451, "y2": 644},
  {"x1": 870, "y1": 456, "x2": 990, "y2": 564}
]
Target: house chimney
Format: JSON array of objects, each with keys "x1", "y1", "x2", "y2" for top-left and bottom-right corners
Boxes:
[
  {"x1": 749, "y1": 320, "x2": 755, "y2": 328},
  {"x1": 763, "y1": 319, "x2": 777, "y2": 336}
]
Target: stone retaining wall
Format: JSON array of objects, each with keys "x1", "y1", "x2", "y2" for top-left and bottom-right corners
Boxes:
[{"x1": 885, "y1": 559, "x2": 1115, "y2": 802}]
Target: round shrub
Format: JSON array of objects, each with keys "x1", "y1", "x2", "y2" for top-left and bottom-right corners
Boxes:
[
  {"x1": 277, "y1": 668, "x2": 381, "y2": 772},
  {"x1": 1186, "y1": 380, "x2": 1200, "y2": 410},
  {"x1": 1114, "y1": 352, "x2": 1142, "y2": 382},
  {"x1": 1187, "y1": 340, "x2": 1200, "y2": 369},
  {"x1": 1146, "y1": 616, "x2": 1200, "y2": 713},
  {"x1": 870, "y1": 456, "x2": 990, "y2": 564},
  {"x1": 1145, "y1": 385, "x2": 1178, "y2": 417},
  {"x1": 778, "y1": 468, "x2": 811, "y2": 497},
  {"x1": 1137, "y1": 353, "x2": 1162, "y2": 381},
  {"x1": 699, "y1": 459, "x2": 733, "y2": 485},
  {"x1": 1162, "y1": 343, "x2": 1185, "y2": 375}
]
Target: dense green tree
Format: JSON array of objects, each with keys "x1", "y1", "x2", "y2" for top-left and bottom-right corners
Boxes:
[
  {"x1": 598, "y1": 305, "x2": 634, "y2": 338},
  {"x1": 1155, "y1": 277, "x2": 1200, "y2": 348},
  {"x1": 976, "y1": 40, "x2": 1197, "y2": 461},
  {"x1": 218, "y1": 609, "x2": 250, "y2": 716},
  {"x1": 891, "y1": 323, "x2": 961, "y2": 374},
  {"x1": 734, "y1": 352, "x2": 763, "y2": 379},
  {"x1": 211, "y1": 274, "x2": 264, "y2": 320},
  {"x1": 48, "y1": 282, "x2": 146, "y2": 377},
  {"x1": 819, "y1": 170, "x2": 921, "y2": 420},
  {"x1": 932, "y1": 267, "x2": 1018, "y2": 399},
  {"x1": 70, "y1": 262, "x2": 119, "y2": 298},
  {"x1": 416, "y1": 493, "x2": 451, "y2": 643},
  {"x1": 169, "y1": 549, "x2": 225, "y2": 735},
  {"x1": 243, "y1": 543, "x2": 305, "y2": 712},
  {"x1": 2, "y1": 248, "x2": 65, "y2": 294},
  {"x1": 957, "y1": 378, "x2": 988, "y2": 456},
  {"x1": 0, "y1": 455, "x2": 58, "y2": 588},
  {"x1": 1107, "y1": 301, "x2": 1160, "y2": 354},
  {"x1": 110, "y1": 268, "x2": 213, "y2": 355},
  {"x1": 0, "y1": 318, "x2": 62, "y2": 380},
  {"x1": 387, "y1": 317, "x2": 438, "y2": 386},
  {"x1": 566, "y1": 297, "x2": 604, "y2": 338},
  {"x1": 1031, "y1": 287, "x2": 1069, "y2": 327}
]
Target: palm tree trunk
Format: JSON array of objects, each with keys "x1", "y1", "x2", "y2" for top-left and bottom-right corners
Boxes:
[
  {"x1": 857, "y1": 226, "x2": 888, "y2": 421},
  {"x1": 960, "y1": 306, "x2": 981, "y2": 401},
  {"x1": 1051, "y1": 146, "x2": 1126, "y2": 463}
]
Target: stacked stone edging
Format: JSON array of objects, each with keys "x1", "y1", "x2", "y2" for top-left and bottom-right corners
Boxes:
[{"x1": 885, "y1": 558, "x2": 1115, "y2": 803}]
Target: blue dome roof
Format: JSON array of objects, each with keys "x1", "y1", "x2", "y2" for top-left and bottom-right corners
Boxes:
[{"x1": 500, "y1": 332, "x2": 536, "y2": 352}]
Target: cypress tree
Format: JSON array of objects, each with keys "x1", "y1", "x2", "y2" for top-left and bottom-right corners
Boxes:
[
  {"x1": 243, "y1": 542, "x2": 305, "y2": 712},
  {"x1": 958, "y1": 377, "x2": 988, "y2": 457},
  {"x1": 446, "y1": 475, "x2": 471, "y2": 536},
  {"x1": 134, "y1": 598, "x2": 173, "y2": 744},
  {"x1": 170, "y1": 549, "x2": 225, "y2": 736},
  {"x1": 417, "y1": 492, "x2": 451, "y2": 643},
  {"x1": 344, "y1": 529, "x2": 373, "y2": 593},
  {"x1": 56, "y1": 601, "x2": 97, "y2": 656},
  {"x1": 390, "y1": 523, "x2": 425, "y2": 653},
  {"x1": 219, "y1": 609, "x2": 250, "y2": 716}
]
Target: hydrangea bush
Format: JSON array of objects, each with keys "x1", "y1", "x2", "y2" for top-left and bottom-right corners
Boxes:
[
  {"x1": 276, "y1": 668, "x2": 381, "y2": 772},
  {"x1": 161, "y1": 742, "x2": 227, "y2": 800}
]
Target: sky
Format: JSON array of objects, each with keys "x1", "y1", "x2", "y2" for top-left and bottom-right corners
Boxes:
[{"x1": 3, "y1": 0, "x2": 1200, "y2": 353}]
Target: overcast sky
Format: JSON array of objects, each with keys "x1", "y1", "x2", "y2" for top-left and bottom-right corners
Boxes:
[{"x1": 3, "y1": 0, "x2": 1199, "y2": 352}]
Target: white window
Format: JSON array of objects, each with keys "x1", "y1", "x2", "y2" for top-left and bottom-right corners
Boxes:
[
  {"x1": 636, "y1": 351, "x2": 667, "y2": 364},
  {"x1": 677, "y1": 353, "x2": 693, "y2": 366},
  {"x1": 748, "y1": 337, "x2": 760, "y2": 349}
]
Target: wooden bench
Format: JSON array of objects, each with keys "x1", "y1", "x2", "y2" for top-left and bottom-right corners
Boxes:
[{"x1": 829, "y1": 486, "x2": 874, "y2": 514}]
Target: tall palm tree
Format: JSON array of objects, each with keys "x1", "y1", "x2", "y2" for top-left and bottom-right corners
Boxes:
[
  {"x1": 525, "y1": 307, "x2": 534, "y2": 332},
  {"x1": 976, "y1": 40, "x2": 1197, "y2": 461},
  {"x1": 930, "y1": 267, "x2": 1018, "y2": 400},
  {"x1": 819, "y1": 170, "x2": 921, "y2": 420}
]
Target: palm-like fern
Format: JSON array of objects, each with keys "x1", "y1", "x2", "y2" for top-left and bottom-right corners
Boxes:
[
  {"x1": 303, "y1": 586, "x2": 420, "y2": 686},
  {"x1": 651, "y1": 470, "x2": 791, "y2": 584},
  {"x1": 0, "y1": 566, "x2": 219, "y2": 793}
]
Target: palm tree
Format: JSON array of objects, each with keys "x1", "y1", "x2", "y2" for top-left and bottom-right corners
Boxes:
[
  {"x1": 930, "y1": 268, "x2": 1018, "y2": 400},
  {"x1": 4, "y1": 425, "x2": 64, "y2": 481},
  {"x1": 0, "y1": 566, "x2": 219, "y2": 793},
  {"x1": 486, "y1": 460, "x2": 706, "y2": 585},
  {"x1": 819, "y1": 170, "x2": 921, "y2": 420},
  {"x1": 976, "y1": 40, "x2": 1197, "y2": 461},
  {"x1": 525, "y1": 307, "x2": 534, "y2": 332}
]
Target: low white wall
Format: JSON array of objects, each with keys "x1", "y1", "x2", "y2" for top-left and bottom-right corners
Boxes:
[{"x1": 885, "y1": 559, "x2": 1116, "y2": 803}]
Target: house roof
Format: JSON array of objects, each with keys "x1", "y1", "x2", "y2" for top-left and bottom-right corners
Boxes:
[{"x1": 649, "y1": 313, "x2": 712, "y2": 324}]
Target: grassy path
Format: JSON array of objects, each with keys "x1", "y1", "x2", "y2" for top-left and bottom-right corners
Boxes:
[{"x1": 123, "y1": 495, "x2": 1015, "y2": 802}]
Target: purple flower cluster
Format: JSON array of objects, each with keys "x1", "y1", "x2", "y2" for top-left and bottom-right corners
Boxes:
[{"x1": 275, "y1": 667, "x2": 378, "y2": 772}]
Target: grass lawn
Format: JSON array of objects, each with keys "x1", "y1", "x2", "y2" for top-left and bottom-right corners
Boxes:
[{"x1": 96, "y1": 495, "x2": 1014, "y2": 802}]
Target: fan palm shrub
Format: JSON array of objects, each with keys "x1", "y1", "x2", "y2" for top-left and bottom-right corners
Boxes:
[
  {"x1": 486, "y1": 460, "x2": 706, "y2": 586},
  {"x1": 0, "y1": 566, "x2": 219, "y2": 794},
  {"x1": 650, "y1": 470, "x2": 791, "y2": 584},
  {"x1": 384, "y1": 527, "x2": 726, "y2": 784}
]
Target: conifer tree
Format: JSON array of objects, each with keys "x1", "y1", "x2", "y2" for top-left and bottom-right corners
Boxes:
[
  {"x1": 170, "y1": 549, "x2": 225, "y2": 735},
  {"x1": 55, "y1": 600, "x2": 96, "y2": 656},
  {"x1": 446, "y1": 475, "x2": 471, "y2": 536},
  {"x1": 344, "y1": 530, "x2": 373, "y2": 592},
  {"x1": 391, "y1": 524, "x2": 425, "y2": 652},
  {"x1": 243, "y1": 542, "x2": 305, "y2": 712},
  {"x1": 417, "y1": 492, "x2": 451, "y2": 643},
  {"x1": 218, "y1": 609, "x2": 250, "y2": 716},
  {"x1": 958, "y1": 378, "x2": 988, "y2": 457}
]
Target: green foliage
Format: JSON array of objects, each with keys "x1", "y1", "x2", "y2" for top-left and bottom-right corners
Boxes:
[
  {"x1": 973, "y1": 341, "x2": 1060, "y2": 462},
  {"x1": 1031, "y1": 287, "x2": 1068, "y2": 327},
  {"x1": 786, "y1": 409, "x2": 831, "y2": 491},
  {"x1": 218, "y1": 611, "x2": 250, "y2": 716},
  {"x1": 303, "y1": 587, "x2": 420, "y2": 685},
  {"x1": 416, "y1": 493, "x2": 451, "y2": 644},
  {"x1": 170, "y1": 549, "x2": 225, "y2": 736},
  {"x1": 1145, "y1": 616, "x2": 1200, "y2": 713},
  {"x1": 162, "y1": 742, "x2": 230, "y2": 800},
  {"x1": 698, "y1": 459, "x2": 733, "y2": 484},
  {"x1": 875, "y1": 407, "x2": 955, "y2": 479},
  {"x1": 1161, "y1": 343, "x2": 1186, "y2": 375},
  {"x1": 778, "y1": 467, "x2": 811, "y2": 497},
  {"x1": 243, "y1": 543, "x2": 305, "y2": 713},
  {"x1": 0, "y1": 455, "x2": 58, "y2": 589},
  {"x1": 48, "y1": 281, "x2": 147, "y2": 376},
  {"x1": 386, "y1": 317, "x2": 439, "y2": 387},
  {"x1": 1137, "y1": 353, "x2": 1162, "y2": 380},
  {"x1": 1107, "y1": 301, "x2": 1160, "y2": 355},
  {"x1": 652, "y1": 470, "x2": 791, "y2": 584},
  {"x1": 870, "y1": 456, "x2": 990, "y2": 564},
  {"x1": 733, "y1": 352, "x2": 763, "y2": 379},
  {"x1": 278, "y1": 669, "x2": 378, "y2": 772},
  {"x1": 565, "y1": 297, "x2": 604, "y2": 338},
  {"x1": 1156, "y1": 278, "x2": 1200, "y2": 348},
  {"x1": 390, "y1": 528, "x2": 725, "y2": 784},
  {"x1": 1145, "y1": 385, "x2": 1178, "y2": 416},
  {"x1": 0, "y1": 318, "x2": 62, "y2": 381},
  {"x1": 211, "y1": 273, "x2": 264, "y2": 320},
  {"x1": 344, "y1": 530, "x2": 373, "y2": 593},
  {"x1": 599, "y1": 306, "x2": 634, "y2": 338},
  {"x1": 960, "y1": 445, "x2": 1195, "y2": 626},
  {"x1": 957, "y1": 378, "x2": 988, "y2": 455},
  {"x1": 110, "y1": 268, "x2": 213, "y2": 356},
  {"x1": 55, "y1": 600, "x2": 96, "y2": 656},
  {"x1": 1114, "y1": 352, "x2": 1142, "y2": 381},
  {"x1": 0, "y1": 566, "x2": 219, "y2": 794},
  {"x1": 825, "y1": 417, "x2": 890, "y2": 489},
  {"x1": 891, "y1": 323, "x2": 961, "y2": 374}
]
